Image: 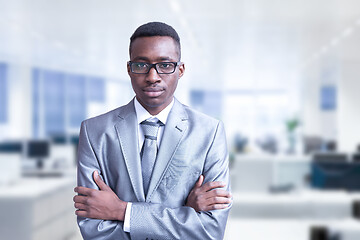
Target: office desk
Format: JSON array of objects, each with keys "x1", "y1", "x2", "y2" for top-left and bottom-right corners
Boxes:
[
  {"x1": 231, "y1": 154, "x2": 311, "y2": 192},
  {"x1": 224, "y1": 218, "x2": 360, "y2": 240},
  {"x1": 0, "y1": 176, "x2": 76, "y2": 240},
  {"x1": 231, "y1": 190, "x2": 360, "y2": 219}
]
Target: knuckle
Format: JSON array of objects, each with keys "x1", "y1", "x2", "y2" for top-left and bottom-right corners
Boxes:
[{"x1": 84, "y1": 197, "x2": 90, "y2": 205}]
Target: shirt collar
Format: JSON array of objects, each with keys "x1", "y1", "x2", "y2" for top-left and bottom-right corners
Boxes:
[{"x1": 134, "y1": 97, "x2": 174, "y2": 125}]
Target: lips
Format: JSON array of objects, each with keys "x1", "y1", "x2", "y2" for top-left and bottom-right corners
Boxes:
[{"x1": 143, "y1": 87, "x2": 165, "y2": 97}]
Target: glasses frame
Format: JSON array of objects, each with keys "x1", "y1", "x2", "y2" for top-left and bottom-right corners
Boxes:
[{"x1": 128, "y1": 61, "x2": 182, "y2": 74}]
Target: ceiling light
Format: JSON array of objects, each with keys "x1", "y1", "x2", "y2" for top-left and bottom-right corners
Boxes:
[
  {"x1": 330, "y1": 37, "x2": 339, "y2": 46},
  {"x1": 169, "y1": 0, "x2": 181, "y2": 14},
  {"x1": 321, "y1": 45, "x2": 328, "y2": 54},
  {"x1": 342, "y1": 27, "x2": 354, "y2": 38},
  {"x1": 356, "y1": 18, "x2": 360, "y2": 26}
]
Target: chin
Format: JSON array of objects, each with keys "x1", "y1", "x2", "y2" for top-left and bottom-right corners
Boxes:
[{"x1": 144, "y1": 100, "x2": 165, "y2": 108}]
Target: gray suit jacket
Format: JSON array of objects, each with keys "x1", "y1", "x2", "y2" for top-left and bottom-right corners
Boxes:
[{"x1": 77, "y1": 98, "x2": 231, "y2": 240}]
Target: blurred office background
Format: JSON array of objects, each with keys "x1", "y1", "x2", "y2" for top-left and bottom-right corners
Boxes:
[{"x1": 1, "y1": 0, "x2": 360, "y2": 239}]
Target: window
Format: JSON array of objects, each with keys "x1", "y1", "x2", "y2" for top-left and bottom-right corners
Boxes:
[
  {"x1": 66, "y1": 74, "x2": 86, "y2": 128},
  {"x1": 321, "y1": 85, "x2": 336, "y2": 111},
  {"x1": 43, "y1": 70, "x2": 66, "y2": 136},
  {"x1": 32, "y1": 68, "x2": 105, "y2": 137},
  {"x1": 87, "y1": 77, "x2": 105, "y2": 102}
]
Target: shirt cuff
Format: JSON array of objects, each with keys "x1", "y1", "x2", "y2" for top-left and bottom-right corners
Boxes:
[{"x1": 123, "y1": 202, "x2": 132, "y2": 232}]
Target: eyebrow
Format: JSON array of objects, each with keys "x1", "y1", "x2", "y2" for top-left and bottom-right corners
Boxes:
[{"x1": 132, "y1": 56, "x2": 176, "y2": 62}]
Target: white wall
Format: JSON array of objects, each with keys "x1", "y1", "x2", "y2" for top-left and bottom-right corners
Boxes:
[
  {"x1": 338, "y1": 62, "x2": 360, "y2": 152},
  {"x1": 2, "y1": 64, "x2": 32, "y2": 139}
]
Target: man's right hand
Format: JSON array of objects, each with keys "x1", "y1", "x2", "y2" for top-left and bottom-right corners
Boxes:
[{"x1": 185, "y1": 175, "x2": 232, "y2": 212}]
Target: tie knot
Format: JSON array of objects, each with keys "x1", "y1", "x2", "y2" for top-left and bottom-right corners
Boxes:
[{"x1": 140, "y1": 120, "x2": 163, "y2": 140}]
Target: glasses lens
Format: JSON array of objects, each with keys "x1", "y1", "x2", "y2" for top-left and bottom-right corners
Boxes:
[
  {"x1": 130, "y1": 62, "x2": 177, "y2": 74},
  {"x1": 131, "y1": 62, "x2": 149, "y2": 73},
  {"x1": 156, "y1": 62, "x2": 176, "y2": 74}
]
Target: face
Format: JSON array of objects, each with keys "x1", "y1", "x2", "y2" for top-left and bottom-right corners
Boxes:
[{"x1": 128, "y1": 36, "x2": 185, "y2": 115}]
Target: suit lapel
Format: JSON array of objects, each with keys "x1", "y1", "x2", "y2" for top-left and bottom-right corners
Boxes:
[
  {"x1": 146, "y1": 99, "x2": 188, "y2": 201},
  {"x1": 114, "y1": 99, "x2": 145, "y2": 202}
]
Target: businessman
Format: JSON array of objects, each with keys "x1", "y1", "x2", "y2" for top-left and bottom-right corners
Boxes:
[{"x1": 74, "y1": 22, "x2": 232, "y2": 240}]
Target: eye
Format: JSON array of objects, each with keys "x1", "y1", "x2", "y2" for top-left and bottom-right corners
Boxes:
[
  {"x1": 158, "y1": 63, "x2": 171, "y2": 69},
  {"x1": 134, "y1": 63, "x2": 148, "y2": 68}
]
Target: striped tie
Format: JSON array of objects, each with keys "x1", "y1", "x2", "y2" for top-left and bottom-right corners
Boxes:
[{"x1": 140, "y1": 119, "x2": 163, "y2": 195}]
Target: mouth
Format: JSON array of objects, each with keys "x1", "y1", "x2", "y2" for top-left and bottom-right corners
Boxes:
[{"x1": 143, "y1": 87, "x2": 165, "y2": 97}]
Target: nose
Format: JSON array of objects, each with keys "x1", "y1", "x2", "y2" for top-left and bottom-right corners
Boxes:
[{"x1": 146, "y1": 67, "x2": 161, "y2": 84}]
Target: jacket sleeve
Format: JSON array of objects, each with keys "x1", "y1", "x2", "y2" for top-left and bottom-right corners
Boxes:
[
  {"x1": 76, "y1": 120, "x2": 131, "y2": 240},
  {"x1": 129, "y1": 121, "x2": 232, "y2": 240}
]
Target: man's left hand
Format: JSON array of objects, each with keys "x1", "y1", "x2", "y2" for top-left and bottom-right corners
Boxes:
[
  {"x1": 185, "y1": 175, "x2": 232, "y2": 212},
  {"x1": 74, "y1": 171, "x2": 127, "y2": 221}
]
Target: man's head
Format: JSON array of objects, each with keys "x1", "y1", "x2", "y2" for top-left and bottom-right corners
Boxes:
[
  {"x1": 128, "y1": 22, "x2": 185, "y2": 115},
  {"x1": 129, "y1": 22, "x2": 181, "y2": 60}
]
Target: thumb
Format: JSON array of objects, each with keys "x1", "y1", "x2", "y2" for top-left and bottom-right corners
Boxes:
[
  {"x1": 195, "y1": 175, "x2": 204, "y2": 188},
  {"x1": 93, "y1": 170, "x2": 110, "y2": 191}
]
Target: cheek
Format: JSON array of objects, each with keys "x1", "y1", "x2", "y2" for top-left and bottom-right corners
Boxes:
[
  {"x1": 131, "y1": 78, "x2": 142, "y2": 90},
  {"x1": 164, "y1": 75, "x2": 179, "y2": 90},
  {"x1": 169, "y1": 79, "x2": 179, "y2": 92}
]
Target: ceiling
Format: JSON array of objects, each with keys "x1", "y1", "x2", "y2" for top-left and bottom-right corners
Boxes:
[{"x1": 0, "y1": 0, "x2": 359, "y2": 88}]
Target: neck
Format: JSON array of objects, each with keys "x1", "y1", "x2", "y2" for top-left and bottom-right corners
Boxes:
[{"x1": 137, "y1": 97, "x2": 173, "y2": 116}]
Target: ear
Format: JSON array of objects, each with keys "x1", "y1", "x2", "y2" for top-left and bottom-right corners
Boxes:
[
  {"x1": 178, "y1": 63, "x2": 185, "y2": 79},
  {"x1": 127, "y1": 62, "x2": 131, "y2": 76}
]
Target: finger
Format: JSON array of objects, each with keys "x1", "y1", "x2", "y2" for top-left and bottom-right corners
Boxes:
[
  {"x1": 198, "y1": 203, "x2": 230, "y2": 212},
  {"x1": 201, "y1": 181, "x2": 226, "y2": 192},
  {"x1": 195, "y1": 175, "x2": 204, "y2": 188},
  {"x1": 74, "y1": 202, "x2": 87, "y2": 210},
  {"x1": 207, "y1": 196, "x2": 232, "y2": 205},
  {"x1": 75, "y1": 209, "x2": 88, "y2": 217},
  {"x1": 205, "y1": 189, "x2": 232, "y2": 199},
  {"x1": 73, "y1": 195, "x2": 87, "y2": 204},
  {"x1": 93, "y1": 171, "x2": 111, "y2": 191},
  {"x1": 74, "y1": 186, "x2": 93, "y2": 196},
  {"x1": 210, "y1": 203, "x2": 230, "y2": 210}
]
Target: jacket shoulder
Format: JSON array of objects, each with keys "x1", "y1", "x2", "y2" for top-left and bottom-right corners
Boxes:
[{"x1": 81, "y1": 100, "x2": 133, "y2": 128}]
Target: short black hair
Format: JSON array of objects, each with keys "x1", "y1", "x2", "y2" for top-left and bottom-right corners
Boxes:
[{"x1": 129, "y1": 22, "x2": 181, "y2": 59}]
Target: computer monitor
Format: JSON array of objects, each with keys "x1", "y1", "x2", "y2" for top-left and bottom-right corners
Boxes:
[
  {"x1": 27, "y1": 140, "x2": 50, "y2": 169},
  {"x1": 70, "y1": 135, "x2": 79, "y2": 146},
  {"x1": 303, "y1": 136, "x2": 323, "y2": 154},
  {"x1": 51, "y1": 134, "x2": 67, "y2": 144},
  {"x1": 311, "y1": 161, "x2": 360, "y2": 191},
  {"x1": 353, "y1": 153, "x2": 360, "y2": 162},
  {"x1": 313, "y1": 153, "x2": 347, "y2": 162},
  {"x1": 0, "y1": 141, "x2": 23, "y2": 153}
]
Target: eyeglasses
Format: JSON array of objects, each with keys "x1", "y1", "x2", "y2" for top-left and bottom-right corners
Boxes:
[{"x1": 128, "y1": 61, "x2": 181, "y2": 74}]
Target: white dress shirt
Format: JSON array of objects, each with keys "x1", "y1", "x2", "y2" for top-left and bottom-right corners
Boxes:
[{"x1": 123, "y1": 97, "x2": 174, "y2": 232}]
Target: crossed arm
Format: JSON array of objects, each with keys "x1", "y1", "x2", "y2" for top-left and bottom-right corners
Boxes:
[
  {"x1": 74, "y1": 171, "x2": 232, "y2": 221},
  {"x1": 75, "y1": 120, "x2": 231, "y2": 239}
]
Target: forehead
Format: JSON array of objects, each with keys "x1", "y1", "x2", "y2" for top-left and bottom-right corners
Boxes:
[{"x1": 130, "y1": 36, "x2": 179, "y2": 61}]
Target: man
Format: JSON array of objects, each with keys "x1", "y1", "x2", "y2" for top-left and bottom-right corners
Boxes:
[{"x1": 74, "y1": 22, "x2": 232, "y2": 240}]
